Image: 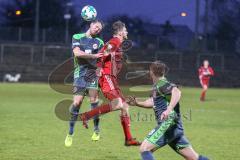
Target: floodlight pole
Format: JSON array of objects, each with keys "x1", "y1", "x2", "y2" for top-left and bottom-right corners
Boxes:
[
  {"x1": 195, "y1": 0, "x2": 200, "y2": 39},
  {"x1": 64, "y1": 2, "x2": 73, "y2": 44},
  {"x1": 204, "y1": 0, "x2": 209, "y2": 36},
  {"x1": 204, "y1": 0, "x2": 209, "y2": 51},
  {"x1": 34, "y1": 0, "x2": 40, "y2": 43}
]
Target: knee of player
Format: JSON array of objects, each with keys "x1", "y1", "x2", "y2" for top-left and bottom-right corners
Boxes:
[
  {"x1": 139, "y1": 144, "x2": 151, "y2": 153},
  {"x1": 184, "y1": 154, "x2": 199, "y2": 160},
  {"x1": 73, "y1": 100, "x2": 82, "y2": 107},
  {"x1": 185, "y1": 157, "x2": 197, "y2": 160},
  {"x1": 119, "y1": 102, "x2": 129, "y2": 110},
  {"x1": 89, "y1": 97, "x2": 98, "y2": 103},
  {"x1": 114, "y1": 103, "x2": 123, "y2": 110},
  {"x1": 111, "y1": 99, "x2": 123, "y2": 109}
]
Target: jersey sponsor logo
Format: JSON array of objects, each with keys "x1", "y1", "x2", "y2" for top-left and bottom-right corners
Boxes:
[
  {"x1": 90, "y1": 80, "x2": 96, "y2": 85},
  {"x1": 105, "y1": 75, "x2": 115, "y2": 90},
  {"x1": 73, "y1": 86, "x2": 78, "y2": 93},
  {"x1": 73, "y1": 42, "x2": 80, "y2": 46},
  {"x1": 93, "y1": 43, "x2": 98, "y2": 50},
  {"x1": 85, "y1": 49, "x2": 92, "y2": 54}
]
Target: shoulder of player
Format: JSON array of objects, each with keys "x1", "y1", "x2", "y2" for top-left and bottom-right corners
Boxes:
[
  {"x1": 95, "y1": 37, "x2": 104, "y2": 46},
  {"x1": 208, "y1": 66, "x2": 214, "y2": 70},
  {"x1": 109, "y1": 37, "x2": 121, "y2": 44},
  {"x1": 156, "y1": 78, "x2": 170, "y2": 88},
  {"x1": 199, "y1": 66, "x2": 205, "y2": 72},
  {"x1": 105, "y1": 38, "x2": 120, "y2": 50},
  {"x1": 156, "y1": 78, "x2": 178, "y2": 96},
  {"x1": 158, "y1": 78, "x2": 177, "y2": 88},
  {"x1": 73, "y1": 33, "x2": 86, "y2": 40}
]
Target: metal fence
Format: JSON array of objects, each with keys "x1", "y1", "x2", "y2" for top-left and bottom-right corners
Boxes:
[
  {"x1": 0, "y1": 43, "x2": 71, "y2": 65},
  {"x1": 0, "y1": 43, "x2": 239, "y2": 86},
  {"x1": 0, "y1": 27, "x2": 69, "y2": 44},
  {"x1": 0, "y1": 43, "x2": 237, "y2": 72}
]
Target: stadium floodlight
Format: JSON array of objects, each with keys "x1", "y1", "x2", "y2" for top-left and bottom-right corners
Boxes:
[
  {"x1": 15, "y1": 10, "x2": 22, "y2": 16},
  {"x1": 167, "y1": 11, "x2": 188, "y2": 21},
  {"x1": 181, "y1": 12, "x2": 187, "y2": 17}
]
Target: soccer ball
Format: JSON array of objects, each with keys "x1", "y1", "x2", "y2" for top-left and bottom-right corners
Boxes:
[{"x1": 81, "y1": 5, "x2": 97, "y2": 21}]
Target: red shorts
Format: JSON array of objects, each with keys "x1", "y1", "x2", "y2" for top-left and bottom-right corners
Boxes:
[
  {"x1": 99, "y1": 75, "x2": 125, "y2": 101},
  {"x1": 200, "y1": 79, "x2": 209, "y2": 87}
]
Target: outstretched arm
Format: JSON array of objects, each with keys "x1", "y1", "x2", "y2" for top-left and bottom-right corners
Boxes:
[
  {"x1": 126, "y1": 96, "x2": 154, "y2": 108},
  {"x1": 198, "y1": 68, "x2": 203, "y2": 79},
  {"x1": 209, "y1": 67, "x2": 214, "y2": 76}
]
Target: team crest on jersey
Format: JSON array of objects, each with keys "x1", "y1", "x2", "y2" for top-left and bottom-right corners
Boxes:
[
  {"x1": 73, "y1": 42, "x2": 80, "y2": 46},
  {"x1": 73, "y1": 86, "x2": 78, "y2": 93},
  {"x1": 93, "y1": 44, "x2": 98, "y2": 50}
]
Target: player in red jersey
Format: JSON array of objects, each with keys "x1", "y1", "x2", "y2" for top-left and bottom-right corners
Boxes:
[
  {"x1": 198, "y1": 60, "x2": 214, "y2": 101},
  {"x1": 80, "y1": 21, "x2": 141, "y2": 146}
]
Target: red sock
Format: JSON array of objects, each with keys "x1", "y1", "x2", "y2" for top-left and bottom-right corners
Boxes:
[
  {"x1": 83, "y1": 104, "x2": 112, "y2": 120},
  {"x1": 201, "y1": 91, "x2": 206, "y2": 100},
  {"x1": 120, "y1": 116, "x2": 133, "y2": 141}
]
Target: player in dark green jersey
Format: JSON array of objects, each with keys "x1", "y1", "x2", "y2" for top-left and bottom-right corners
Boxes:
[
  {"x1": 127, "y1": 61, "x2": 209, "y2": 160},
  {"x1": 65, "y1": 20, "x2": 104, "y2": 147}
]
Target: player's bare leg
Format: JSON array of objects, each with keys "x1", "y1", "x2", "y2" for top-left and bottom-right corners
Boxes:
[
  {"x1": 200, "y1": 85, "x2": 208, "y2": 101},
  {"x1": 178, "y1": 146, "x2": 198, "y2": 160},
  {"x1": 178, "y1": 147, "x2": 209, "y2": 160},
  {"x1": 71, "y1": 95, "x2": 84, "y2": 130},
  {"x1": 139, "y1": 141, "x2": 209, "y2": 160},
  {"x1": 65, "y1": 95, "x2": 84, "y2": 147},
  {"x1": 89, "y1": 89, "x2": 101, "y2": 141},
  {"x1": 79, "y1": 97, "x2": 140, "y2": 146},
  {"x1": 139, "y1": 140, "x2": 157, "y2": 160},
  {"x1": 110, "y1": 97, "x2": 124, "y2": 110}
]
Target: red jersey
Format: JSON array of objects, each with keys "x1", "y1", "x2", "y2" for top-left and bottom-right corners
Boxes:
[
  {"x1": 198, "y1": 66, "x2": 214, "y2": 81},
  {"x1": 97, "y1": 37, "x2": 123, "y2": 77}
]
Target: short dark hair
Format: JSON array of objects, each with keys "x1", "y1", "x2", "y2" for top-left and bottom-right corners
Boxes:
[
  {"x1": 112, "y1": 20, "x2": 125, "y2": 35},
  {"x1": 91, "y1": 19, "x2": 104, "y2": 28},
  {"x1": 150, "y1": 61, "x2": 169, "y2": 77}
]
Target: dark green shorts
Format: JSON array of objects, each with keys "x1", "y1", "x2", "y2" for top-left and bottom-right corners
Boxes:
[
  {"x1": 145, "y1": 111, "x2": 190, "y2": 152},
  {"x1": 73, "y1": 77, "x2": 98, "y2": 96}
]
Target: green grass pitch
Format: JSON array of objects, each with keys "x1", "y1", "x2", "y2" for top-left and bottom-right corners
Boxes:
[{"x1": 0, "y1": 83, "x2": 240, "y2": 160}]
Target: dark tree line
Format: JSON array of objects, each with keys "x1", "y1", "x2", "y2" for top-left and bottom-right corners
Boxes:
[
  {"x1": 0, "y1": 0, "x2": 79, "y2": 30},
  {"x1": 0, "y1": 1, "x2": 147, "y2": 37},
  {"x1": 208, "y1": 0, "x2": 240, "y2": 51},
  {"x1": 2, "y1": 0, "x2": 239, "y2": 53}
]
